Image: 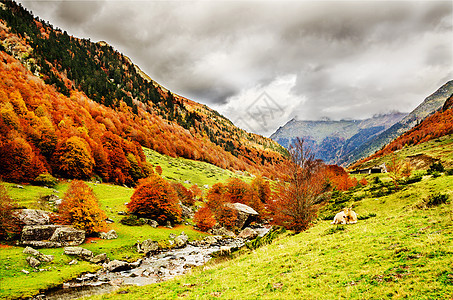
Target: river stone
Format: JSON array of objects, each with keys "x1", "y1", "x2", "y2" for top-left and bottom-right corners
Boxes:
[
  {"x1": 16, "y1": 209, "x2": 51, "y2": 225},
  {"x1": 138, "y1": 239, "x2": 159, "y2": 254},
  {"x1": 105, "y1": 260, "x2": 133, "y2": 272},
  {"x1": 174, "y1": 233, "x2": 188, "y2": 248},
  {"x1": 90, "y1": 253, "x2": 108, "y2": 264},
  {"x1": 99, "y1": 229, "x2": 118, "y2": 240},
  {"x1": 208, "y1": 226, "x2": 236, "y2": 238},
  {"x1": 26, "y1": 256, "x2": 41, "y2": 268},
  {"x1": 238, "y1": 228, "x2": 259, "y2": 240},
  {"x1": 202, "y1": 235, "x2": 219, "y2": 245}
]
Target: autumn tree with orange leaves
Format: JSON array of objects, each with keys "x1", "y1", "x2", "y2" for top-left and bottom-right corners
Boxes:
[
  {"x1": 270, "y1": 138, "x2": 328, "y2": 233},
  {"x1": 127, "y1": 175, "x2": 181, "y2": 224},
  {"x1": 193, "y1": 206, "x2": 216, "y2": 231},
  {"x1": 386, "y1": 153, "x2": 412, "y2": 189},
  {"x1": 56, "y1": 180, "x2": 107, "y2": 235}
]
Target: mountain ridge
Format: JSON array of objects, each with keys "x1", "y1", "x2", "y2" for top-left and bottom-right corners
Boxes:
[
  {"x1": 270, "y1": 112, "x2": 407, "y2": 164},
  {"x1": 339, "y1": 80, "x2": 453, "y2": 166}
]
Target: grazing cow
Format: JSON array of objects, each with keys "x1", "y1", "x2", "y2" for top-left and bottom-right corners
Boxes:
[
  {"x1": 331, "y1": 208, "x2": 348, "y2": 225},
  {"x1": 345, "y1": 207, "x2": 358, "y2": 224},
  {"x1": 331, "y1": 208, "x2": 358, "y2": 225}
]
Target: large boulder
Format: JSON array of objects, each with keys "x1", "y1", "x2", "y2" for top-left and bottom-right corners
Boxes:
[
  {"x1": 137, "y1": 239, "x2": 159, "y2": 254},
  {"x1": 105, "y1": 260, "x2": 134, "y2": 272},
  {"x1": 16, "y1": 209, "x2": 51, "y2": 226},
  {"x1": 238, "y1": 227, "x2": 259, "y2": 240},
  {"x1": 50, "y1": 226, "x2": 85, "y2": 246},
  {"x1": 174, "y1": 232, "x2": 188, "y2": 248},
  {"x1": 20, "y1": 225, "x2": 85, "y2": 248},
  {"x1": 64, "y1": 247, "x2": 108, "y2": 264},
  {"x1": 226, "y1": 203, "x2": 259, "y2": 229}
]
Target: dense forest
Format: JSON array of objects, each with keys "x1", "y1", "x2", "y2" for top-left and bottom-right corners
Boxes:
[{"x1": 0, "y1": 1, "x2": 287, "y2": 184}]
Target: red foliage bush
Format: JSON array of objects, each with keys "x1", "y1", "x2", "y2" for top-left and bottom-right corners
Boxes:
[
  {"x1": 127, "y1": 175, "x2": 181, "y2": 224},
  {"x1": 193, "y1": 206, "x2": 216, "y2": 231},
  {"x1": 56, "y1": 181, "x2": 107, "y2": 234},
  {"x1": 216, "y1": 205, "x2": 237, "y2": 230},
  {"x1": 251, "y1": 176, "x2": 272, "y2": 204},
  {"x1": 171, "y1": 182, "x2": 195, "y2": 206},
  {"x1": 155, "y1": 165, "x2": 163, "y2": 175},
  {"x1": 324, "y1": 165, "x2": 357, "y2": 191},
  {"x1": 225, "y1": 178, "x2": 264, "y2": 215}
]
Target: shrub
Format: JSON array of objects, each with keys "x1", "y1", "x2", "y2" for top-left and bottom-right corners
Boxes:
[
  {"x1": 190, "y1": 184, "x2": 202, "y2": 200},
  {"x1": 193, "y1": 206, "x2": 216, "y2": 231},
  {"x1": 217, "y1": 205, "x2": 238, "y2": 230},
  {"x1": 431, "y1": 171, "x2": 441, "y2": 178},
  {"x1": 251, "y1": 176, "x2": 271, "y2": 203},
  {"x1": 119, "y1": 214, "x2": 145, "y2": 226},
  {"x1": 358, "y1": 178, "x2": 368, "y2": 186},
  {"x1": 446, "y1": 168, "x2": 453, "y2": 176},
  {"x1": 405, "y1": 173, "x2": 423, "y2": 184},
  {"x1": 155, "y1": 165, "x2": 162, "y2": 175},
  {"x1": 427, "y1": 162, "x2": 444, "y2": 174},
  {"x1": 0, "y1": 183, "x2": 22, "y2": 240},
  {"x1": 34, "y1": 172, "x2": 58, "y2": 188},
  {"x1": 358, "y1": 213, "x2": 377, "y2": 220},
  {"x1": 127, "y1": 175, "x2": 181, "y2": 224},
  {"x1": 424, "y1": 193, "x2": 449, "y2": 207},
  {"x1": 56, "y1": 180, "x2": 107, "y2": 234}
]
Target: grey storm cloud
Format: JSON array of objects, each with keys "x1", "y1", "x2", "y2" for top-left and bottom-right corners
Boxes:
[{"x1": 19, "y1": 0, "x2": 453, "y2": 136}]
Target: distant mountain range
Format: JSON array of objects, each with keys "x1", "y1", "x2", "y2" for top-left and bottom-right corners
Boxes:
[{"x1": 271, "y1": 80, "x2": 453, "y2": 166}]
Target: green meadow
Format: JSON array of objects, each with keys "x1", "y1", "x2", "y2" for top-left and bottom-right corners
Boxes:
[
  {"x1": 89, "y1": 173, "x2": 453, "y2": 300},
  {"x1": 143, "y1": 147, "x2": 251, "y2": 187}
]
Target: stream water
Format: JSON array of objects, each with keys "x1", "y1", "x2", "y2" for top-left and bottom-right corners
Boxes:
[{"x1": 35, "y1": 227, "x2": 271, "y2": 300}]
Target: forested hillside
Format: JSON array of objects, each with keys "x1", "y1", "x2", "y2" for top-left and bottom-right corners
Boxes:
[
  {"x1": 351, "y1": 94, "x2": 453, "y2": 170},
  {"x1": 0, "y1": 1, "x2": 287, "y2": 184}
]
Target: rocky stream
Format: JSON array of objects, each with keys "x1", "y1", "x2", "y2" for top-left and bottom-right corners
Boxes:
[{"x1": 31, "y1": 226, "x2": 273, "y2": 300}]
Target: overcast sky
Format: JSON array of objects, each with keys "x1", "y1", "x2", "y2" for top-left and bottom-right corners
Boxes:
[{"x1": 19, "y1": 0, "x2": 453, "y2": 136}]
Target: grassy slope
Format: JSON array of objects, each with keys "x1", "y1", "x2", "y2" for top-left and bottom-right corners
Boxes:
[
  {"x1": 143, "y1": 147, "x2": 251, "y2": 187},
  {"x1": 90, "y1": 174, "x2": 453, "y2": 300},
  {"x1": 0, "y1": 148, "x2": 248, "y2": 299}
]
